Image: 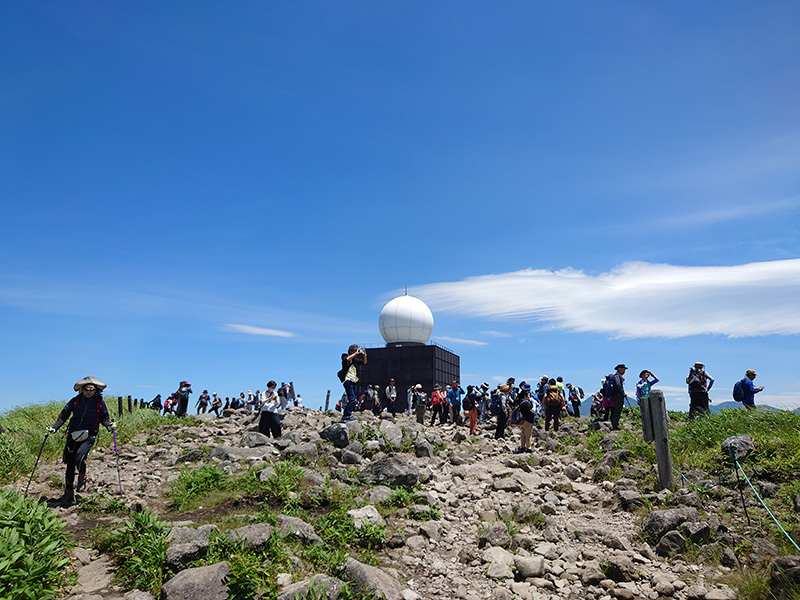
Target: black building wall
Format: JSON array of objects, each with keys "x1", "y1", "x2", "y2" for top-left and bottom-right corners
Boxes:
[{"x1": 358, "y1": 343, "x2": 460, "y2": 412}]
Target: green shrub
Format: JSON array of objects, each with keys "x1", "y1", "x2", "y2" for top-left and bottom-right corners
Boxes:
[
  {"x1": 0, "y1": 488, "x2": 73, "y2": 600},
  {"x1": 169, "y1": 465, "x2": 229, "y2": 511}
]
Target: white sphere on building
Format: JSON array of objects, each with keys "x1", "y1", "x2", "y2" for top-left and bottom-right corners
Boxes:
[{"x1": 379, "y1": 295, "x2": 434, "y2": 344}]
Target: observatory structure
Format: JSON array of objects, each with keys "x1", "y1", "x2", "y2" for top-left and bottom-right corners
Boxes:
[{"x1": 359, "y1": 294, "x2": 460, "y2": 412}]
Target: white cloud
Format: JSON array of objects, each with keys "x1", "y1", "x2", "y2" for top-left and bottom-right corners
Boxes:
[
  {"x1": 435, "y1": 335, "x2": 488, "y2": 346},
  {"x1": 481, "y1": 330, "x2": 512, "y2": 338},
  {"x1": 411, "y1": 259, "x2": 800, "y2": 339},
  {"x1": 221, "y1": 324, "x2": 296, "y2": 338}
]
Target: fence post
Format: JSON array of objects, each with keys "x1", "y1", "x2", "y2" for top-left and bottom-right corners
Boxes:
[
  {"x1": 325, "y1": 390, "x2": 330, "y2": 411},
  {"x1": 127, "y1": 395, "x2": 132, "y2": 414},
  {"x1": 118, "y1": 396, "x2": 124, "y2": 418},
  {"x1": 648, "y1": 390, "x2": 673, "y2": 490},
  {"x1": 641, "y1": 394, "x2": 653, "y2": 442}
]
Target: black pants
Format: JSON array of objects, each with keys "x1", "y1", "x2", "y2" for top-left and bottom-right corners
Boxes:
[
  {"x1": 63, "y1": 433, "x2": 96, "y2": 491},
  {"x1": 259, "y1": 411, "x2": 281, "y2": 438},
  {"x1": 571, "y1": 401, "x2": 581, "y2": 417},
  {"x1": 610, "y1": 395, "x2": 624, "y2": 430},
  {"x1": 545, "y1": 405, "x2": 561, "y2": 431},
  {"x1": 430, "y1": 404, "x2": 444, "y2": 425},
  {"x1": 689, "y1": 391, "x2": 710, "y2": 418},
  {"x1": 495, "y1": 411, "x2": 507, "y2": 438}
]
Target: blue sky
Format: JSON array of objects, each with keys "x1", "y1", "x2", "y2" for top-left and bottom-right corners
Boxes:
[{"x1": 1, "y1": 2, "x2": 799, "y2": 415}]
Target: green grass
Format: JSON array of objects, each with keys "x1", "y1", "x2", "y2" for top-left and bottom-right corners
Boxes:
[
  {"x1": 0, "y1": 399, "x2": 173, "y2": 485},
  {"x1": 92, "y1": 507, "x2": 169, "y2": 595},
  {"x1": 0, "y1": 488, "x2": 74, "y2": 600},
  {"x1": 168, "y1": 465, "x2": 230, "y2": 511}
]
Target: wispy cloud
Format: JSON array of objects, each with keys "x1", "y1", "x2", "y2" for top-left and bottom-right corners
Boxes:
[
  {"x1": 481, "y1": 330, "x2": 512, "y2": 338},
  {"x1": 435, "y1": 335, "x2": 488, "y2": 346},
  {"x1": 221, "y1": 324, "x2": 296, "y2": 338},
  {"x1": 412, "y1": 259, "x2": 800, "y2": 339}
]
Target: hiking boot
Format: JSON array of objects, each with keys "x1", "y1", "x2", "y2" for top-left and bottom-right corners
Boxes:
[
  {"x1": 76, "y1": 475, "x2": 87, "y2": 493},
  {"x1": 55, "y1": 489, "x2": 74, "y2": 507}
]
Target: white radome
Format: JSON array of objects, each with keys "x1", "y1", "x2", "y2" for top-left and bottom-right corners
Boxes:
[{"x1": 379, "y1": 295, "x2": 434, "y2": 344}]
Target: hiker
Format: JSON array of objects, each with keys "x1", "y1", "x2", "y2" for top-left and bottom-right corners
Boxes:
[
  {"x1": 566, "y1": 383, "x2": 581, "y2": 417},
  {"x1": 687, "y1": 361, "x2": 714, "y2": 418},
  {"x1": 175, "y1": 381, "x2": 192, "y2": 417},
  {"x1": 384, "y1": 379, "x2": 397, "y2": 416},
  {"x1": 463, "y1": 385, "x2": 480, "y2": 434},
  {"x1": 338, "y1": 344, "x2": 367, "y2": 422},
  {"x1": 150, "y1": 394, "x2": 162, "y2": 412},
  {"x1": 636, "y1": 370, "x2": 659, "y2": 405},
  {"x1": 740, "y1": 369, "x2": 764, "y2": 409},
  {"x1": 47, "y1": 376, "x2": 114, "y2": 506},
  {"x1": 493, "y1": 385, "x2": 510, "y2": 439},
  {"x1": 514, "y1": 389, "x2": 536, "y2": 453},
  {"x1": 608, "y1": 364, "x2": 627, "y2": 430},
  {"x1": 413, "y1": 385, "x2": 427, "y2": 424},
  {"x1": 196, "y1": 390, "x2": 210, "y2": 414},
  {"x1": 544, "y1": 378, "x2": 564, "y2": 432},
  {"x1": 429, "y1": 384, "x2": 446, "y2": 426},
  {"x1": 258, "y1": 381, "x2": 281, "y2": 437},
  {"x1": 210, "y1": 393, "x2": 223, "y2": 416},
  {"x1": 448, "y1": 381, "x2": 464, "y2": 426}
]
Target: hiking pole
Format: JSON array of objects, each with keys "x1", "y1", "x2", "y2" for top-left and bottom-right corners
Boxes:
[
  {"x1": 728, "y1": 447, "x2": 751, "y2": 525},
  {"x1": 25, "y1": 432, "x2": 49, "y2": 497},
  {"x1": 112, "y1": 426, "x2": 123, "y2": 495}
]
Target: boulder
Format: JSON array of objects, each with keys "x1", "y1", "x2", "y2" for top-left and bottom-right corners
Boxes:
[
  {"x1": 642, "y1": 507, "x2": 699, "y2": 541},
  {"x1": 161, "y1": 561, "x2": 230, "y2": 600},
  {"x1": 347, "y1": 505, "x2": 386, "y2": 530},
  {"x1": 655, "y1": 530, "x2": 687, "y2": 556},
  {"x1": 241, "y1": 432, "x2": 270, "y2": 447},
  {"x1": 414, "y1": 439, "x2": 435, "y2": 458},
  {"x1": 514, "y1": 555, "x2": 545, "y2": 578},
  {"x1": 320, "y1": 423, "x2": 351, "y2": 448},
  {"x1": 167, "y1": 525, "x2": 219, "y2": 546},
  {"x1": 165, "y1": 540, "x2": 209, "y2": 572},
  {"x1": 478, "y1": 522, "x2": 511, "y2": 548},
  {"x1": 770, "y1": 555, "x2": 800, "y2": 598},
  {"x1": 175, "y1": 449, "x2": 206, "y2": 464},
  {"x1": 721, "y1": 434, "x2": 754, "y2": 461},
  {"x1": 343, "y1": 557, "x2": 402, "y2": 600},
  {"x1": 358, "y1": 454, "x2": 419, "y2": 488},
  {"x1": 224, "y1": 523, "x2": 274, "y2": 552},
  {"x1": 283, "y1": 442, "x2": 319, "y2": 463},
  {"x1": 379, "y1": 421, "x2": 403, "y2": 447},
  {"x1": 276, "y1": 515, "x2": 323, "y2": 546},
  {"x1": 277, "y1": 574, "x2": 345, "y2": 600}
]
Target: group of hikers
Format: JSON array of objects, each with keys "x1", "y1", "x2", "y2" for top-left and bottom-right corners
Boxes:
[
  {"x1": 145, "y1": 381, "x2": 302, "y2": 417},
  {"x1": 38, "y1": 358, "x2": 764, "y2": 507}
]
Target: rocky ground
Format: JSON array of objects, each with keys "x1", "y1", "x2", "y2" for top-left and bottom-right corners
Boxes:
[{"x1": 14, "y1": 407, "x2": 800, "y2": 600}]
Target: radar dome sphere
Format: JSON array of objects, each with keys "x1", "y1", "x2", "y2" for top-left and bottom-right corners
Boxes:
[{"x1": 379, "y1": 295, "x2": 434, "y2": 344}]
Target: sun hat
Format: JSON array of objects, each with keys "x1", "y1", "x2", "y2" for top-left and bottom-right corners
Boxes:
[
  {"x1": 694, "y1": 361, "x2": 704, "y2": 367},
  {"x1": 74, "y1": 376, "x2": 106, "y2": 392},
  {"x1": 746, "y1": 369, "x2": 758, "y2": 376},
  {"x1": 615, "y1": 364, "x2": 628, "y2": 370}
]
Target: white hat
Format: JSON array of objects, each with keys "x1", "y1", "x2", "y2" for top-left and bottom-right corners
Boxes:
[{"x1": 74, "y1": 376, "x2": 106, "y2": 392}]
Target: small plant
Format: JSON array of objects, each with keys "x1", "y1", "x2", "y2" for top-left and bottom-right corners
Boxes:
[
  {"x1": 0, "y1": 488, "x2": 73, "y2": 600},
  {"x1": 169, "y1": 465, "x2": 229, "y2": 511}
]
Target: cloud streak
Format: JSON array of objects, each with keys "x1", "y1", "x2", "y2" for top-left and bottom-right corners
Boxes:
[
  {"x1": 435, "y1": 335, "x2": 488, "y2": 346},
  {"x1": 220, "y1": 324, "x2": 296, "y2": 338},
  {"x1": 412, "y1": 259, "x2": 800, "y2": 339}
]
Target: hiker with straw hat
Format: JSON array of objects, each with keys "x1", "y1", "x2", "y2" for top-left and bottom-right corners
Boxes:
[{"x1": 47, "y1": 376, "x2": 115, "y2": 506}]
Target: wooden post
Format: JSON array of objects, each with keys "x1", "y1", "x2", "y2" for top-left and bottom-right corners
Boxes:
[
  {"x1": 127, "y1": 395, "x2": 132, "y2": 414},
  {"x1": 324, "y1": 390, "x2": 330, "y2": 411},
  {"x1": 118, "y1": 396, "x2": 124, "y2": 418},
  {"x1": 133, "y1": 398, "x2": 138, "y2": 408},
  {"x1": 641, "y1": 394, "x2": 653, "y2": 442},
  {"x1": 648, "y1": 390, "x2": 673, "y2": 490}
]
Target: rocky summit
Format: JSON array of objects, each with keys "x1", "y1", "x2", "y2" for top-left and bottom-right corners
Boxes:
[{"x1": 20, "y1": 407, "x2": 797, "y2": 600}]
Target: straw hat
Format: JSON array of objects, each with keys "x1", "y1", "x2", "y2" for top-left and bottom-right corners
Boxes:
[{"x1": 74, "y1": 376, "x2": 106, "y2": 392}]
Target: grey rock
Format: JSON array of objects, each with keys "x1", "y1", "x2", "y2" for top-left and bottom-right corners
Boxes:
[
  {"x1": 175, "y1": 449, "x2": 206, "y2": 464},
  {"x1": 485, "y1": 561, "x2": 514, "y2": 580},
  {"x1": 165, "y1": 540, "x2": 209, "y2": 572},
  {"x1": 598, "y1": 449, "x2": 631, "y2": 470},
  {"x1": 320, "y1": 423, "x2": 351, "y2": 448},
  {"x1": 683, "y1": 520, "x2": 711, "y2": 544},
  {"x1": 167, "y1": 525, "x2": 219, "y2": 546},
  {"x1": 149, "y1": 448, "x2": 174, "y2": 461},
  {"x1": 418, "y1": 520, "x2": 442, "y2": 541},
  {"x1": 642, "y1": 507, "x2": 699, "y2": 541},
  {"x1": 604, "y1": 555, "x2": 638, "y2": 582},
  {"x1": 343, "y1": 557, "x2": 402, "y2": 600},
  {"x1": 705, "y1": 587, "x2": 737, "y2": 600},
  {"x1": 617, "y1": 489, "x2": 645, "y2": 510},
  {"x1": 750, "y1": 538, "x2": 782, "y2": 565},
  {"x1": 379, "y1": 421, "x2": 403, "y2": 447},
  {"x1": 563, "y1": 464, "x2": 581, "y2": 480},
  {"x1": 514, "y1": 555, "x2": 545, "y2": 578},
  {"x1": 720, "y1": 546, "x2": 739, "y2": 568},
  {"x1": 258, "y1": 467, "x2": 275, "y2": 483},
  {"x1": 721, "y1": 434, "x2": 754, "y2": 461},
  {"x1": 358, "y1": 454, "x2": 419, "y2": 488},
  {"x1": 125, "y1": 591, "x2": 155, "y2": 600},
  {"x1": 161, "y1": 561, "x2": 230, "y2": 600},
  {"x1": 341, "y1": 449, "x2": 362, "y2": 464},
  {"x1": 478, "y1": 522, "x2": 511, "y2": 548},
  {"x1": 655, "y1": 530, "x2": 687, "y2": 556},
  {"x1": 277, "y1": 574, "x2": 345, "y2": 600},
  {"x1": 210, "y1": 445, "x2": 272, "y2": 462},
  {"x1": 276, "y1": 515, "x2": 323, "y2": 545},
  {"x1": 414, "y1": 439, "x2": 435, "y2": 458},
  {"x1": 685, "y1": 584, "x2": 707, "y2": 600},
  {"x1": 241, "y1": 432, "x2": 270, "y2": 447},
  {"x1": 283, "y1": 442, "x2": 319, "y2": 463},
  {"x1": 582, "y1": 567, "x2": 606, "y2": 586},
  {"x1": 347, "y1": 505, "x2": 385, "y2": 530},
  {"x1": 224, "y1": 523, "x2": 274, "y2": 552},
  {"x1": 367, "y1": 485, "x2": 394, "y2": 504},
  {"x1": 770, "y1": 555, "x2": 800, "y2": 598},
  {"x1": 345, "y1": 441, "x2": 363, "y2": 455},
  {"x1": 482, "y1": 546, "x2": 514, "y2": 565}
]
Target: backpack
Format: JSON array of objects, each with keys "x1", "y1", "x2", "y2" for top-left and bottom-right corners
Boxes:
[
  {"x1": 462, "y1": 394, "x2": 475, "y2": 411},
  {"x1": 732, "y1": 379, "x2": 746, "y2": 402},
  {"x1": 602, "y1": 375, "x2": 616, "y2": 398},
  {"x1": 510, "y1": 405, "x2": 523, "y2": 425},
  {"x1": 545, "y1": 389, "x2": 563, "y2": 407},
  {"x1": 489, "y1": 393, "x2": 503, "y2": 416}
]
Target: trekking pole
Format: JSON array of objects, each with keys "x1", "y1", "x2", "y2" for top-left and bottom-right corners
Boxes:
[
  {"x1": 112, "y1": 426, "x2": 123, "y2": 495},
  {"x1": 729, "y1": 447, "x2": 751, "y2": 525},
  {"x1": 25, "y1": 432, "x2": 49, "y2": 496}
]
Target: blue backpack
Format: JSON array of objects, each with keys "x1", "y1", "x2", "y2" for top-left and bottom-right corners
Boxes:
[
  {"x1": 732, "y1": 379, "x2": 746, "y2": 402},
  {"x1": 603, "y1": 375, "x2": 616, "y2": 398},
  {"x1": 489, "y1": 393, "x2": 503, "y2": 416}
]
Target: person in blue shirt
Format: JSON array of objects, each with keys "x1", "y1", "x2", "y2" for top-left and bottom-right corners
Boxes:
[
  {"x1": 48, "y1": 376, "x2": 114, "y2": 506},
  {"x1": 741, "y1": 369, "x2": 764, "y2": 409},
  {"x1": 447, "y1": 381, "x2": 464, "y2": 425}
]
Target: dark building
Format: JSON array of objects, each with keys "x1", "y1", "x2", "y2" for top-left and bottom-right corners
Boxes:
[{"x1": 358, "y1": 342, "x2": 460, "y2": 412}]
